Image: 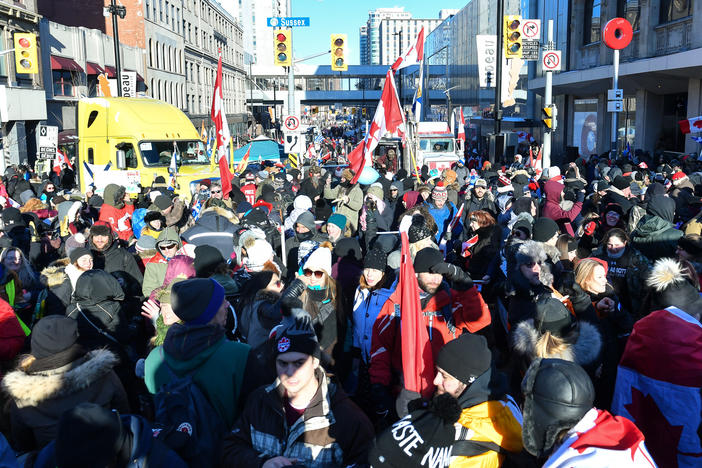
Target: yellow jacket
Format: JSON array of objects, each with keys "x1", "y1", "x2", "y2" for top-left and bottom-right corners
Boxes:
[{"x1": 450, "y1": 399, "x2": 524, "y2": 468}]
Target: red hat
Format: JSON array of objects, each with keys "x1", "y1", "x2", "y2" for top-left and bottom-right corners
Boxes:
[
  {"x1": 638, "y1": 162, "x2": 648, "y2": 169},
  {"x1": 587, "y1": 257, "x2": 609, "y2": 276},
  {"x1": 671, "y1": 171, "x2": 687, "y2": 182}
]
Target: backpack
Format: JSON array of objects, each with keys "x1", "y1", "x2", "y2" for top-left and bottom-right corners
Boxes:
[{"x1": 152, "y1": 353, "x2": 227, "y2": 468}]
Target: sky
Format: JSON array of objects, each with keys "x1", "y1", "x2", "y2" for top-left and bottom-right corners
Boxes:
[{"x1": 289, "y1": 0, "x2": 467, "y2": 65}]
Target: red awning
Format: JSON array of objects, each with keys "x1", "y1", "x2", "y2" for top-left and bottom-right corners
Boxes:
[
  {"x1": 50, "y1": 56, "x2": 84, "y2": 73},
  {"x1": 124, "y1": 69, "x2": 144, "y2": 82},
  {"x1": 104, "y1": 65, "x2": 117, "y2": 78},
  {"x1": 86, "y1": 62, "x2": 105, "y2": 75}
]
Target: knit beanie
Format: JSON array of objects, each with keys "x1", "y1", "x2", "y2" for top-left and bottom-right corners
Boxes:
[
  {"x1": 408, "y1": 214, "x2": 433, "y2": 244},
  {"x1": 435, "y1": 333, "x2": 491, "y2": 385},
  {"x1": 532, "y1": 217, "x2": 559, "y2": 242},
  {"x1": 171, "y1": 278, "x2": 225, "y2": 326},
  {"x1": 431, "y1": 181, "x2": 448, "y2": 201},
  {"x1": 364, "y1": 248, "x2": 387, "y2": 271},
  {"x1": 413, "y1": 247, "x2": 443, "y2": 273},
  {"x1": 327, "y1": 213, "x2": 347, "y2": 232},
  {"x1": 678, "y1": 234, "x2": 702, "y2": 257},
  {"x1": 367, "y1": 184, "x2": 384, "y2": 201},
  {"x1": 295, "y1": 211, "x2": 316, "y2": 232},
  {"x1": 534, "y1": 297, "x2": 575, "y2": 337},
  {"x1": 193, "y1": 244, "x2": 226, "y2": 277},
  {"x1": 612, "y1": 175, "x2": 630, "y2": 191},
  {"x1": 69, "y1": 246, "x2": 92, "y2": 264},
  {"x1": 55, "y1": 403, "x2": 124, "y2": 468},
  {"x1": 293, "y1": 195, "x2": 313, "y2": 211},
  {"x1": 303, "y1": 244, "x2": 332, "y2": 277},
  {"x1": 497, "y1": 175, "x2": 514, "y2": 193},
  {"x1": 135, "y1": 235, "x2": 157, "y2": 252},
  {"x1": 154, "y1": 195, "x2": 173, "y2": 211},
  {"x1": 31, "y1": 315, "x2": 79, "y2": 359},
  {"x1": 245, "y1": 239, "x2": 274, "y2": 272}
]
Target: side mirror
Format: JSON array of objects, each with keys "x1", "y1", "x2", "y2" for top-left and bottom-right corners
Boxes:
[{"x1": 116, "y1": 150, "x2": 126, "y2": 170}]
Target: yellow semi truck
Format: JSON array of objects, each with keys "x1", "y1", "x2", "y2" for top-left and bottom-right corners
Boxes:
[{"x1": 76, "y1": 97, "x2": 219, "y2": 195}]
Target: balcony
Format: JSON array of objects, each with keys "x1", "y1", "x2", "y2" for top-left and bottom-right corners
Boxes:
[{"x1": 655, "y1": 17, "x2": 692, "y2": 56}]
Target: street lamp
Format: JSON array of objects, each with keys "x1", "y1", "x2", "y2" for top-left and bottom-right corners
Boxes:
[
  {"x1": 444, "y1": 85, "x2": 458, "y2": 125},
  {"x1": 392, "y1": 30, "x2": 403, "y2": 107},
  {"x1": 106, "y1": 0, "x2": 126, "y2": 96}
]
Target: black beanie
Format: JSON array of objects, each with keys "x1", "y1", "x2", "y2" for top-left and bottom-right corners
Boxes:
[
  {"x1": 435, "y1": 333, "x2": 491, "y2": 385},
  {"x1": 55, "y1": 403, "x2": 124, "y2": 468},
  {"x1": 69, "y1": 246, "x2": 93, "y2": 264},
  {"x1": 532, "y1": 217, "x2": 559, "y2": 242},
  {"x1": 534, "y1": 297, "x2": 575, "y2": 337},
  {"x1": 612, "y1": 175, "x2": 630, "y2": 191},
  {"x1": 364, "y1": 248, "x2": 387, "y2": 271},
  {"x1": 171, "y1": 278, "x2": 225, "y2": 326},
  {"x1": 193, "y1": 245, "x2": 225, "y2": 277},
  {"x1": 90, "y1": 223, "x2": 112, "y2": 237},
  {"x1": 31, "y1": 315, "x2": 79, "y2": 359},
  {"x1": 408, "y1": 214, "x2": 433, "y2": 243},
  {"x1": 413, "y1": 247, "x2": 443, "y2": 273},
  {"x1": 154, "y1": 195, "x2": 173, "y2": 211}
]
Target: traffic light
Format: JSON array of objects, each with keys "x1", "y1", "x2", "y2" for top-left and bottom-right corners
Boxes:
[
  {"x1": 542, "y1": 105, "x2": 557, "y2": 131},
  {"x1": 14, "y1": 32, "x2": 38, "y2": 74},
  {"x1": 331, "y1": 34, "x2": 347, "y2": 71},
  {"x1": 274, "y1": 29, "x2": 291, "y2": 66},
  {"x1": 503, "y1": 15, "x2": 522, "y2": 59}
]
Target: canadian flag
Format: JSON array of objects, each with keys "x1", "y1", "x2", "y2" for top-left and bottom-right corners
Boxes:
[
  {"x1": 679, "y1": 116, "x2": 702, "y2": 134},
  {"x1": 543, "y1": 408, "x2": 656, "y2": 468},
  {"x1": 391, "y1": 27, "x2": 424, "y2": 71},
  {"x1": 517, "y1": 131, "x2": 534, "y2": 143},
  {"x1": 457, "y1": 107, "x2": 466, "y2": 146},
  {"x1": 53, "y1": 149, "x2": 72, "y2": 176},
  {"x1": 348, "y1": 69, "x2": 404, "y2": 184},
  {"x1": 211, "y1": 49, "x2": 233, "y2": 198}
]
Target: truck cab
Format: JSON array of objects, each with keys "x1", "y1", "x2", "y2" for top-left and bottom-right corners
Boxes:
[
  {"x1": 77, "y1": 97, "x2": 217, "y2": 195},
  {"x1": 415, "y1": 122, "x2": 460, "y2": 173}
]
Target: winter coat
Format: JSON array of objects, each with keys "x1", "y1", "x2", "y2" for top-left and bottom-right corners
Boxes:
[
  {"x1": 464, "y1": 224, "x2": 502, "y2": 279},
  {"x1": 352, "y1": 282, "x2": 394, "y2": 363},
  {"x1": 0, "y1": 299, "x2": 25, "y2": 369},
  {"x1": 2, "y1": 349, "x2": 129, "y2": 452},
  {"x1": 594, "y1": 246, "x2": 650, "y2": 317},
  {"x1": 464, "y1": 189, "x2": 497, "y2": 218},
  {"x1": 323, "y1": 182, "x2": 364, "y2": 232},
  {"x1": 39, "y1": 259, "x2": 82, "y2": 315},
  {"x1": 299, "y1": 177, "x2": 324, "y2": 203},
  {"x1": 98, "y1": 184, "x2": 134, "y2": 241},
  {"x1": 89, "y1": 233, "x2": 144, "y2": 298},
  {"x1": 630, "y1": 214, "x2": 683, "y2": 261},
  {"x1": 369, "y1": 283, "x2": 491, "y2": 387},
  {"x1": 142, "y1": 228, "x2": 188, "y2": 297},
  {"x1": 542, "y1": 180, "x2": 583, "y2": 236},
  {"x1": 181, "y1": 206, "x2": 238, "y2": 261},
  {"x1": 32, "y1": 413, "x2": 187, "y2": 468},
  {"x1": 221, "y1": 368, "x2": 374, "y2": 467},
  {"x1": 238, "y1": 289, "x2": 281, "y2": 349},
  {"x1": 425, "y1": 200, "x2": 458, "y2": 242},
  {"x1": 144, "y1": 324, "x2": 260, "y2": 428}
]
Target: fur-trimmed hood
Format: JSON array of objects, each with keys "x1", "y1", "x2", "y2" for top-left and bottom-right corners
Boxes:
[
  {"x1": 2, "y1": 349, "x2": 119, "y2": 408},
  {"x1": 510, "y1": 319, "x2": 602, "y2": 366},
  {"x1": 40, "y1": 258, "x2": 70, "y2": 288},
  {"x1": 199, "y1": 205, "x2": 239, "y2": 224}
]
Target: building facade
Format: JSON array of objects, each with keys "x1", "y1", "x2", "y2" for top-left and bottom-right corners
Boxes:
[
  {"x1": 359, "y1": 25, "x2": 368, "y2": 65},
  {"x1": 364, "y1": 8, "x2": 411, "y2": 66},
  {"x1": 378, "y1": 17, "x2": 443, "y2": 66},
  {"x1": 0, "y1": 0, "x2": 46, "y2": 167}
]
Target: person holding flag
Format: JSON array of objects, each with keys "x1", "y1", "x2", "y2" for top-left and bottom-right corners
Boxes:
[{"x1": 369, "y1": 241, "x2": 492, "y2": 422}]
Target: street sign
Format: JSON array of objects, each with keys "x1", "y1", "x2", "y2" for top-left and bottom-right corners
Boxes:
[
  {"x1": 267, "y1": 17, "x2": 310, "y2": 27},
  {"x1": 608, "y1": 89, "x2": 623, "y2": 100},
  {"x1": 521, "y1": 19, "x2": 541, "y2": 40},
  {"x1": 542, "y1": 50, "x2": 562, "y2": 71},
  {"x1": 283, "y1": 115, "x2": 300, "y2": 131},
  {"x1": 284, "y1": 132, "x2": 303, "y2": 154},
  {"x1": 522, "y1": 40, "x2": 539, "y2": 61},
  {"x1": 37, "y1": 125, "x2": 58, "y2": 157},
  {"x1": 607, "y1": 100, "x2": 623, "y2": 112}
]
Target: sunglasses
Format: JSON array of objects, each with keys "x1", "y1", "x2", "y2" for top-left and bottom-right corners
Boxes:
[
  {"x1": 211, "y1": 190, "x2": 221, "y2": 194},
  {"x1": 303, "y1": 269, "x2": 324, "y2": 279},
  {"x1": 159, "y1": 243, "x2": 177, "y2": 250}
]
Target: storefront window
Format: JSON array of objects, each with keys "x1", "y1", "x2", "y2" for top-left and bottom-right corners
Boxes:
[
  {"x1": 573, "y1": 99, "x2": 598, "y2": 157},
  {"x1": 619, "y1": 97, "x2": 636, "y2": 151},
  {"x1": 584, "y1": 0, "x2": 601, "y2": 44},
  {"x1": 52, "y1": 71, "x2": 75, "y2": 97}
]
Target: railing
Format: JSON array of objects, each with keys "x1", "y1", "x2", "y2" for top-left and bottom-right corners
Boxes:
[{"x1": 655, "y1": 17, "x2": 692, "y2": 56}]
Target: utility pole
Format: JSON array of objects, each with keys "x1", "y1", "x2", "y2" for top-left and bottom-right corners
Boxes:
[
  {"x1": 287, "y1": 30, "x2": 295, "y2": 116},
  {"x1": 543, "y1": 20, "x2": 554, "y2": 169},
  {"x1": 494, "y1": 0, "x2": 504, "y2": 135},
  {"x1": 107, "y1": 0, "x2": 126, "y2": 96}
]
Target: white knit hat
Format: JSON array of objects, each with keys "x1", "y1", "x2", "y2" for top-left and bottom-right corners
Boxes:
[
  {"x1": 303, "y1": 244, "x2": 332, "y2": 277},
  {"x1": 293, "y1": 195, "x2": 313, "y2": 211},
  {"x1": 245, "y1": 239, "x2": 274, "y2": 272}
]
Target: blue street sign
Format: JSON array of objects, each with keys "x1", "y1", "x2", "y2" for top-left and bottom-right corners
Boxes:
[{"x1": 267, "y1": 17, "x2": 310, "y2": 27}]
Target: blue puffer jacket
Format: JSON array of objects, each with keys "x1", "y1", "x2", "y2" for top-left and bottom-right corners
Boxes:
[
  {"x1": 181, "y1": 207, "x2": 239, "y2": 261},
  {"x1": 425, "y1": 200, "x2": 458, "y2": 242},
  {"x1": 32, "y1": 414, "x2": 187, "y2": 468},
  {"x1": 352, "y1": 277, "x2": 396, "y2": 362}
]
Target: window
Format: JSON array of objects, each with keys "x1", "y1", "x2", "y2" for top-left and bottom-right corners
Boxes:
[
  {"x1": 584, "y1": 0, "x2": 601, "y2": 44},
  {"x1": 145, "y1": 0, "x2": 151, "y2": 19},
  {"x1": 618, "y1": 0, "x2": 640, "y2": 30},
  {"x1": 660, "y1": 0, "x2": 692, "y2": 23},
  {"x1": 53, "y1": 71, "x2": 75, "y2": 96}
]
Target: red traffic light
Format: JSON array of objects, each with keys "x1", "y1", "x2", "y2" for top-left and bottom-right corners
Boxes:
[
  {"x1": 276, "y1": 33, "x2": 287, "y2": 42},
  {"x1": 18, "y1": 37, "x2": 30, "y2": 48}
]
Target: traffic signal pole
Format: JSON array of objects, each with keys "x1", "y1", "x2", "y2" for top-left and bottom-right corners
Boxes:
[
  {"x1": 288, "y1": 30, "x2": 295, "y2": 116},
  {"x1": 494, "y1": 0, "x2": 504, "y2": 135},
  {"x1": 543, "y1": 19, "x2": 554, "y2": 169}
]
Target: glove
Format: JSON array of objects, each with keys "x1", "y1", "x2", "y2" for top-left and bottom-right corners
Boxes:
[
  {"x1": 431, "y1": 262, "x2": 473, "y2": 290},
  {"x1": 395, "y1": 388, "x2": 421, "y2": 418},
  {"x1": 281, "y1": 279, "x2": 306, "y2": 300},
  {"x1": 370, "y1": 383, "x2": 395, "y2": 418},
  {"x1": 584, "y1": 221, "x2": 597, "y2": 236},
  {"x1": 443, "y1": 231, "x2": 452, "y2": 242}
]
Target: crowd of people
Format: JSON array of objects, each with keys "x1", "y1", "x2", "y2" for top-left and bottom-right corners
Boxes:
[{"x1": 0, "y1": 150, "x2": 699, "y2": 467}]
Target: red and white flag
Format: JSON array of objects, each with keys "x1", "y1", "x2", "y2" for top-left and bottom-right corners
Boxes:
[
  {"x1": 348, "y1": 69, "x2": 405, "y2": 184},
  {"x1": 211, "y1": 49, "x2": 233, "y2": 198},
  {"x1": 391, "y1": 27, "x2": 424, "y2": 71},
  {"x1": 53, "y1": 149, "x2": 72, "y2": 176},
  {"x1": 679, "y1": 116, "x2": 702, "y2": 134},
  {"x1": 544, "y1": 408, "x2": 656, "y2": 468},
  {"x1": 612, "y1": 306, "x2": 702, "y2": 468},
  {"x1": 457, "y1": 107, "x2": 466, "y2": 147}
]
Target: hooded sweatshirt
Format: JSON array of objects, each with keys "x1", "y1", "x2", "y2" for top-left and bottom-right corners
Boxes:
[
  {"x1": 542, "y1": 180, "x2": 583, "y2": 236},
  {"x1": 98, "y1": 184, "x2": 134, "y2": 241},
  {"x1": 142, "y1": 228, "x2": 187, "y2": 297},
  {"x1": 630, "y1": 195, "x2": 682, "y2": 260}
]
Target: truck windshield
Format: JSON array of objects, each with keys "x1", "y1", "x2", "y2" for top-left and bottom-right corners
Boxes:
[
  {"x1": 419, "y1": 138, "x2": 454, "y2": 153},
  {"x1": 139, "y1": 140, "x2": 209, "y2": 166}
]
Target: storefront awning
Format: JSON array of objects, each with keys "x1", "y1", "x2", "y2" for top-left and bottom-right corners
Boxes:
[
  {"x1": 124, "y1": 69, "x2": 144, "y2": 82},
  {"x1": 50, "y1": 56, "x2": 84, "y2": 73},
  {"x1": 86, "y1": 62, "x2": 105, "y2": 75},
  {"x1": 104, "y1": 65, "x2": 117, "y2": 78}
]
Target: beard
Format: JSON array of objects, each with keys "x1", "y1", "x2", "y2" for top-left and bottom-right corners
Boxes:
[{"x1": 417, "y1": 276, "x2": 440, "y2": 295}]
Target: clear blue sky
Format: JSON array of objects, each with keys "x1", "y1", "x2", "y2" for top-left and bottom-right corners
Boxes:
[{"x1": 289, "y1": 1, "x2": 467, "y2": 65}]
